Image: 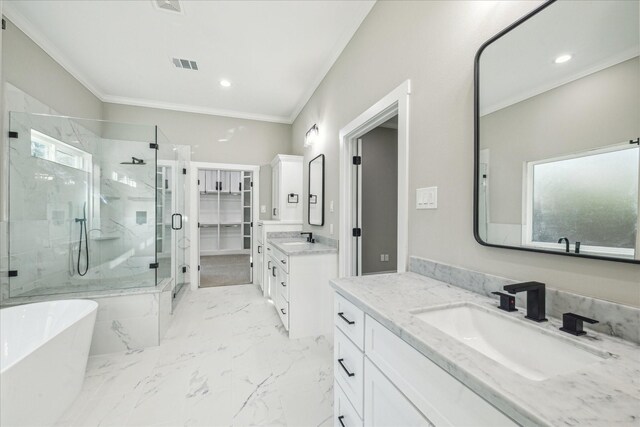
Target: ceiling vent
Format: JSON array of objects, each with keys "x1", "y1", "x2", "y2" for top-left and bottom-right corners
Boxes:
[
  {"x1": 172, "y1": 58, "x2": 198, "y2": 71},
  {"x1": 154, "y1": 0, "x2": 182, "y2": 14}
]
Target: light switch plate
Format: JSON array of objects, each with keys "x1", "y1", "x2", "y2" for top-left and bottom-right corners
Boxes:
[
  {"x1": 330, "y1": 200, "x2": 334, "y2": 212},
  {"x1": 260, "y1": 205, "x2": 266, "y2": 214},
  {"x1": 416, "y1": 187, "x2": 437, "y2": 209}
]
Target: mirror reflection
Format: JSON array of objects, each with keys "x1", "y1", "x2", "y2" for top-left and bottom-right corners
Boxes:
[
  {"x1": 476, "y1": 0, "x2": 639, "y2": 262},
  {"x1": 309, "y1": 154, "x2": 325, "y2": 226}
]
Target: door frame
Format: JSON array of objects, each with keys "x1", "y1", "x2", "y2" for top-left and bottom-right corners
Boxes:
[
  {"x1": 189, "y1": 161, "x2": 260, "y2": 290},
  {"x1": 339, "y1": 80, "x2": 411, "y2": 277}
]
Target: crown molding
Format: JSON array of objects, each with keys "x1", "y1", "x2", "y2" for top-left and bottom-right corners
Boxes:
[
  {"x1": 4, "y1": 1, "x2": 375, "y2": 125},
  {"x1": 101, "y1": 95, "x2": 292, "y2": 124}
]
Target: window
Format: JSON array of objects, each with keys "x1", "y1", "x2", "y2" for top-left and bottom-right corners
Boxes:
[
  {"x1": 30, "y1": 129, "x2": 91, "y2": 172},
  {"x1": 524, "y1": 145, "x2": 639, "y2": 257}
]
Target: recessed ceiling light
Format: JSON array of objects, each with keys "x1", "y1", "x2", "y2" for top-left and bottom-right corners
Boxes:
[
  {"x1": 220, "y1": 80, "x2": 231, "y2": 88},
  {"x1": 554, "y1": 54, "x2": 572, "y2": 64}
]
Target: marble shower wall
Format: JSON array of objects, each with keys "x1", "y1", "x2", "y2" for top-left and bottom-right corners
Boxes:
[{"x1": 409, "y1": 256, "x2": 640, "y2": 344}]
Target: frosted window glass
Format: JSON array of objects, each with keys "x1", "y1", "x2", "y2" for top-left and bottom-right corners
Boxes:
[{"x1": 532, "y1": 147, "x2": 639, "y2": 249}]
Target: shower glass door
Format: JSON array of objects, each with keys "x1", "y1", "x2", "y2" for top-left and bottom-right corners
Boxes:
[{"x1": 7, "y1": 112, "x2": 158, "y2": 298}]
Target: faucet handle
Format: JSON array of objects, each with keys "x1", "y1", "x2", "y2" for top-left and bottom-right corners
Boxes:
[
  {"x1": 491, "y1": 292, "x2": 517, "y2": 312},
  {"x1": 559, "y1": 312, "x2": 598, "y2": 336}
]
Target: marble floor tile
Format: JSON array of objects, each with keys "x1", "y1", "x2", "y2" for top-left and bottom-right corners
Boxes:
[{"x1": 56, "y1": 284, "x2": 333, "y2": 427}]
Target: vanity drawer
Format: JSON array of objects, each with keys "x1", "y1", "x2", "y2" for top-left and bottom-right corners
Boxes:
[
  {"x1": 271, "y1": 245, "x2": 290, "y2": 273},
  {"x1": 334, "y1": 328, "x2": 364, "y2": 417},
  {"x1": 334, "y1": 292, "x2": 365, "y2": 350},
  {"x1": 277, "y1": 268, "x2": 289, "y2": 302},
  {"x1": 364, "y1": 315, "x2": 517, "y2": 427},
  {"x1": 276, "y1": 292, "x2": 289, "y2": 331},
  {"x1": 334, "y1": 381, "x2": 363, "y2": 427}
]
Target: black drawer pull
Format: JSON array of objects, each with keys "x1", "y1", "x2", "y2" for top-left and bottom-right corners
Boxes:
[
  {"x1": 337, "y1": 358, "x2": 355, "y2": 377},
  {"x1": 281, "y1": 259, "x2": 286, "y2": 264},
  {"x1": 338, "y1": 415, "x2": 346, "y2": 427},
  {"x1": 338, "y1": 312, "x2": 355, "y2": 325},
  {"x1": 280, "y1": 308, "x2": 286, "y2": 315},
  {"x1": 281, "y1": 281, "x2": 286, "y2": 287}
]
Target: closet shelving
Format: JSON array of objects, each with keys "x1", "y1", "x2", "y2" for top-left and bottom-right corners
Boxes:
[{"x1": 198, "y1": 169, "x2": 252, "y2": 256}]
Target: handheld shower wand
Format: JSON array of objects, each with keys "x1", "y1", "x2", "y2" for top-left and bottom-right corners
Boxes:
[{"x1": 75, "y1": 202, "x2": 89, "y2": 276}]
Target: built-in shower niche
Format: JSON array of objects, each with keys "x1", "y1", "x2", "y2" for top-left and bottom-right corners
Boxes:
[{"x1": 6, "y1": 112, "x2": 161, "y2": 298}]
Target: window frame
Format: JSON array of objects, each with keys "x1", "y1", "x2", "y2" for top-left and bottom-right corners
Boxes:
[
  {"x1": 522, "y1": 143, "x2": 638, "y2": 258},
  {"x1": 30, "y1": 129, "x2": 92, "y2": 172}
]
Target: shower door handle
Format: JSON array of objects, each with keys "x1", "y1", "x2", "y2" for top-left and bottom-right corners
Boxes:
[{"x1": 171, "y1": 214, "x2": 183, "y2": 230}]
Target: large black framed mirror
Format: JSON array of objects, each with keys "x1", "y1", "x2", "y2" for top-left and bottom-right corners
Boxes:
[
  {"x1": 474, "y1": 0, "x2": 639, "y2": 264},
  {"x1": 309, "y1": 154, "x2": 325, "y2": 226}
]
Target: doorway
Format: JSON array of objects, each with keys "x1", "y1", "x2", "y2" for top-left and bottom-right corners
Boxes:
[
  {"x1": 190, "y1": 162, "x2": 260, "y2": 289},
  {"x1": 339, "y1": 80, "x2": 411, "y2": 277},
  {"x1": 355, "y1": 116, "x2": 399, "y2": 275}
]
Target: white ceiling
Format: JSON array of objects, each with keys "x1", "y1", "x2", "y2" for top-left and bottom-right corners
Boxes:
[
  {"x1": 479, "y1": 0, "x2": 639, "y2": 116},
  {"x1": 4, "y1": 0, "x2": 375, "y2": 123}
]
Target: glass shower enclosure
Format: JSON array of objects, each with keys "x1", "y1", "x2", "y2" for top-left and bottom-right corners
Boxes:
[{"x1": 6, "y1": 112, "x2": 185, "y2": 299}]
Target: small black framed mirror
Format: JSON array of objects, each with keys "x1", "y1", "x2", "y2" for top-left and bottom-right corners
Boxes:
[
  {"x1": 308, "y1": 154, "x2": 325, "y2": 226},
  {"x1": 474, "y1": 0, "x2": 639, "y2": 264}
]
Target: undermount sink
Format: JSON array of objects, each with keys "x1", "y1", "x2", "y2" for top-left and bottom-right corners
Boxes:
[
  {"x1": 279, "y1": 241, "x2": 310, "y2": 246},
  {"x1": 411, "y1": 302, "x2": 608, "y2": 381}
]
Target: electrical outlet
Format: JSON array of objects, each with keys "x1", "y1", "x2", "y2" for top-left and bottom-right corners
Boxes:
[
  {"x1": 330, "y1": 200, "x2": 334, "y2": 212},
  {"x1": 260, "y1": 205, "x2": 266, "y2": 214},
  {"x1": 330, "y1": 224, "x2": 334, "y2": 235},
  {"x1": 384, "y1": 254, "x2": 389, "y2": 262},
  {"x1": 380, "y1": 254, "x2": 385, "y2": 262}
]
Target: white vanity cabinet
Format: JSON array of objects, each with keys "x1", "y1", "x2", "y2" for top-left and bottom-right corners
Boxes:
[
  {"x1": 333, "y1": 291, "x2": 517, "y2": 427},
  {"x1": 256, "y1": 221, "x2": 302, "y2": 296},
  {"x1": 268, "y1": 245, "x2": 337, "y2": 339},
  {"x1": 270, "y1": 155, "x2": 303, "y2": 221}
]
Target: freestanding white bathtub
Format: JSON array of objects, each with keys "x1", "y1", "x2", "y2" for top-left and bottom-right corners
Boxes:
[{"x1": 0, "y1": 300, "x2": 98, "y2": 427}]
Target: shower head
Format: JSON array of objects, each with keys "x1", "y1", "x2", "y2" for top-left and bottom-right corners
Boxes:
[{"x1": 120, "y1": 157, "x2": 146, "y2": 165}]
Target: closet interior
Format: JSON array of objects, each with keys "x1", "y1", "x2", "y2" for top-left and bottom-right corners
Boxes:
[{"x1": 198, "y1": 168, "x2": 253, "y2": 287}]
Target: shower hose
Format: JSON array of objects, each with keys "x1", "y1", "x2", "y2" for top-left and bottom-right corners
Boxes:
[{"x1": 76, "y1": 203, "x2": 89, "y2": 276}]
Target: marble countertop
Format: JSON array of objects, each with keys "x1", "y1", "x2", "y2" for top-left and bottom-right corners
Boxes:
[
  {"x1": 267, "y1": 238, "x2": 338, "y2": 256},
  {"x1": 330, "y1": 272, "x2": 640, "y2": 427}
]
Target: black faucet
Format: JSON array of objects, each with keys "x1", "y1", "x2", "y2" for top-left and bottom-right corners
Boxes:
[
  {"x1": 503, "y1": 281, "x2": 547, "y2": 322},
  {"x1": 300, "y1": 232, "x2": 314, "y2": 243},
  {"x1": 558, "y1": 237, "x2": 570, "y2": 253},
  {"x1": 559, "y1": 312, "x2": 598, "y2": 336}
]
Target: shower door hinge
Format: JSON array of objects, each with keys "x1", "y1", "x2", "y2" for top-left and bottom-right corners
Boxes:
[
  {"x1": 2, "y1": 19, "x2": 6, "y2": 30},
  {"x1": 250, "y1": 262, "x2": 253, "y2": 268},
  {"x1": 353, "y1": 156, "x2": 362, "y2": 165},
  {"x1": 149, "y1": 143, "x2": 159, "y2": 150},
  {"x1": 250, "y1": 181, "x2": 253, "y2": 188},
  {"x1": 182, "y1": 266, "x2": 187, "y2": 273},
  {"x1": 8, "y1": 131, "x2": 18, "y2": 139},
  {"x1": 183, "y1": 168, "x2": 187, "y2": 174},
  {"x1": 352, "y1": 228, "x2": 362, "y2": 237},
  {"x1": 149, "y1": 263, "x2": 159, "y2": 269},
  {"x1": 198, "y1": 265, "x2": 201, "y2": 271},
  {"x1": 630, "y1": 138, "x2": 639, "y2": 145},
  {"x1": 7, "y1": 270, "x2": 18, "y2": 277},
  {"x1": 250, "y1": 222, "x2": 253, "y2": 227}
]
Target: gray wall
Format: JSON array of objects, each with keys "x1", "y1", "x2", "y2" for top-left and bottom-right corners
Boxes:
[
  {"x1": 361, "y1": 126, "x2": 398, "y2": 274},
  {"x1": 292, "y1": 1, "x2": 640, "y2": 307},
  {"x1": 102, "y1": 103, "x2": 291, "y2": 220},
  {"x1": 482, "y1": 57, "x2": 639, "y2": 226},
  {"x1": 1, "y1": 18, "x2": 103, "y2": 120}
]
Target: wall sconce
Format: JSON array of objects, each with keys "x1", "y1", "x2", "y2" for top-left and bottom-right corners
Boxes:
[{"x1": 304, "y1": 124, "x2": 319, "y2": 148}]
